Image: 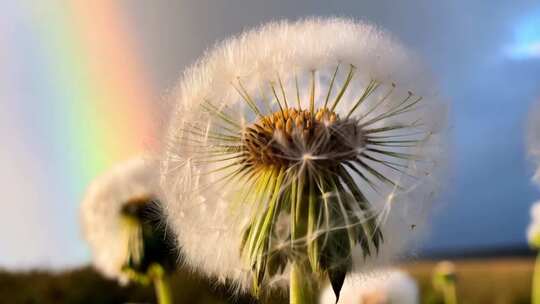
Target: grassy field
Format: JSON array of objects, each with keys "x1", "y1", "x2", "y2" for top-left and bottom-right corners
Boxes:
[
  {"x1": 405, "y1": 258, "x2": 533, "y2": 304},
  {"x1": 0, "y1": 258, "x2": 535, "y2": 303}
]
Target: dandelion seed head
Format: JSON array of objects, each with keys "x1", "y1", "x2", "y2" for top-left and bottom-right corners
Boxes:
[
  {"x1": 161, "y1": 17, "x2": 445, "y2": 293},
  {"x1": 81, "y1": 157, "x2": 171, "y2": 283}
]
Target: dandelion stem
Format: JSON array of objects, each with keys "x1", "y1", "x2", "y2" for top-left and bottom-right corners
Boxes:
[
  {"x1": 289, "y1": 261, "x2": 317, "y2": 304},
  {"x1": 533, "y1": 251, "x2": 540, "y2": 304},
  {"x1": 442, "y1": 281, "x2": 458, "y2": 304},
  {"x1": 150, "y1": 264, "x2": 173, "y2": 304}
]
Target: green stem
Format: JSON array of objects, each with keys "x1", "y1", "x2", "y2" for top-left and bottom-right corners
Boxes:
[
  {"x1": 150, "y1": 264, "x2": 173, "y2": 304},
  {"x1": 533, "y1": 251, "x2": 540, "y2": 304},
  {"x1": 290, "y1": 261, "x2": 317, "y2": 304},
  {"x1": 441, "y1": 280, "x2": 457, "y2": 304}
]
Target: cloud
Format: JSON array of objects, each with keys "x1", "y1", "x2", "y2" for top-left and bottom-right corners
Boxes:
[
  {"x1": 504, "y1": 7, "x2": 540, "y2": 60},
  {"x1": 505, "y1": 42, "x2": 540, "y2": 60}
]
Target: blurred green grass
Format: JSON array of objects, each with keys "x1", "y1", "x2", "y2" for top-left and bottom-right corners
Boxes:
[
  {"x1": 404, "y1": 258, "x2": 533, "y2": 304},
  {"x1": 0, "y1": 265, "x2": 268, "y2": 304},
  {"x1": 0, "y1": 258, "x2": 534, "y2": 303}
]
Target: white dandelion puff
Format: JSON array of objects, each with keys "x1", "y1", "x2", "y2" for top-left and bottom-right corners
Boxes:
[
  {"x1": 319, "y1": 269, "x2": 419, "y2": 304},
  {"x1": 160, "y1": 17, "x2": 446, "y2": 299},
  {"x1": 81, "y1": 157, "x2": 176, "y2": 284}
]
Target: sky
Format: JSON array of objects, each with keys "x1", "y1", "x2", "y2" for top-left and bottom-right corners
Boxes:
[{"x1": 0, "y1": 0, "x2": 539, "y2": 268}]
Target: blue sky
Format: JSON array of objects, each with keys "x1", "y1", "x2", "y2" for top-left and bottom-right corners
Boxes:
[
  {"x1": 1, "y1": 0, "x2": 539, "y2": 268},
  {"x1": 129, "y1": 0, "x2": 540, "y2": 251}
]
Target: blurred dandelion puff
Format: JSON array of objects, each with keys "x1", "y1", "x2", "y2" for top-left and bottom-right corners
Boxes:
[
  {"x1": 528, "y1": 202, "x2": 540, "y2": 248},
  {"x1": 432, "y1": 261, "x2": 457, "y2": 304},
  {"x1": 81, "y1": 157, "x2": 176, "y2": 304},
  {"x1": 161, "y1": 17, "x2": 445, "y2": 303}
]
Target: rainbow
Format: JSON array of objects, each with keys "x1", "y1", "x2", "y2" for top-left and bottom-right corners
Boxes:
[{"x1": 4, "y1": 1, "x2": 157, "y2": 198}]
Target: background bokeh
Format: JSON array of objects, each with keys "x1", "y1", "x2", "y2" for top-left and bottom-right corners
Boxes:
[{"x1": 1, "y1": 0, "x2": 540, "y2": 270}]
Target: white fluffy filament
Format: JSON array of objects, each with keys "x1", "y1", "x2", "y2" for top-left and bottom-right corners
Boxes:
[{"x1": 161, "y1": 17, "x2": 445, "y2": 293}]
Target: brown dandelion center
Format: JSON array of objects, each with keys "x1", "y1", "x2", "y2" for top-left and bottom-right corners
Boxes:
[{"x1": 242, "y1": 107, "x2": 364, "y2": 167}]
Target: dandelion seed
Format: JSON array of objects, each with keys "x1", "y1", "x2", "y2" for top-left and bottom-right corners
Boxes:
[
  {"x1": 161, "y1": 17, "x2": 445, "y2": 301},
  {"x1": 81, "y1": 157, "x2": 176, "y2": 304},
  {"x1": 319, "y1": 269, "x2": 419, "y2": 304}
]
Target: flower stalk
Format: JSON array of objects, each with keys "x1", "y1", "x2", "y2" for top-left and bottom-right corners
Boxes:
[
  {"x1": 149, "y1": 264, "x2": 173, "y2": 304},
  {"x1": 290, "y1": 261, "x2": 317, "y2": 304},
  {"x1": 532, "y1": 251, "x2": 540, "y2": 304},
  {"x1": 442, "y1": 283, "x2": 457, "y2": 304}
]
